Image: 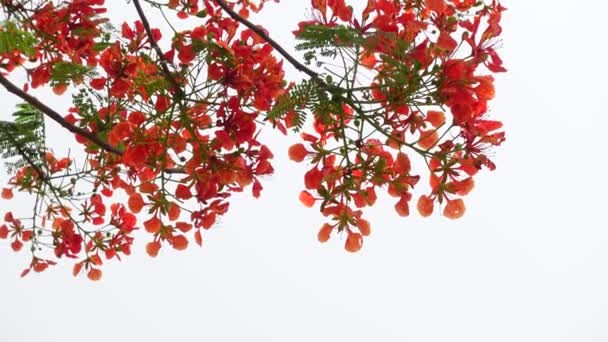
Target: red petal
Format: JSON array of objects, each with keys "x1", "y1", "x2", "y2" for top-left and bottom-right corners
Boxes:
[
  {"x1": 344, "y1": 232, "x2": 363, "y2": 253},
  {"x1": 146, "y1": 241, "x2": 161, "y2": 257},
  {"x1": 87, "y1": 268, "x2": 102, "y2": 281},
  {"x1": 194, "y1": 230, "x2": 203, "y2": 247},
  {"x1": 299, "y1": 190, "x2": 315, "y2": 208},
  {"x1": 172, "y1": 235, "x2": 189, "y2": 250},
  {"x1": 444, "y1": 199, "x2": 466, "y2": 219},
  {"x1": 317, "y1": 223, "x2": 333, "y2": 243},
  {"x1": 1, "y1": 188, "x2": 14, "y2": 199}
]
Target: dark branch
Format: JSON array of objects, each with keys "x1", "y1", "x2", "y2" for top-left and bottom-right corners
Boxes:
[
  {"x1": 0, "y1": 74, "x2": 186, "y2": 173},
  {"x1": 0, "y1": 73, "x2": 123, "y2": 155},
  {"x1": 132, "y1": 0, "x2": 186, "y2": 100}
]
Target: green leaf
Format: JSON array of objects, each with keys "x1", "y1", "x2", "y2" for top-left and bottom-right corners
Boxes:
[
  {"x1": 51, "y1": 62, "x2": 96, "y2": 84},
  {"x1": 295, "y1": 24, "x2": 362, "y2": 52},
  {"x1": 0, "y1": 21, "x2": 37, "y2": 58},
  {"x1": 0, "y1": 103, "x2": 46, "y2": 175}
]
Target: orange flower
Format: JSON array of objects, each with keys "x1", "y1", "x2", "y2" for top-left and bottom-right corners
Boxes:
[
  {"x1": 425, "y1": 0, "x2": 446, "y2": 13},
  {"x1": 175, "y1": 222, "x2": 192, "y2": 233},
  {"x1": 108, "y1": 121, "x2": 132, "y2": 145},
  {"x1": 146, "y1": 241, "x2": 161, "y2": 257},
  {"x1": 175, "y1": 184, "x2": 192, "y2": 200},
  {"x1": 11, "y1": 239, "x2": 23, "y2": 252},
  {"x1": 304, "y1": 167, "x2": 323, "y2": 190},
  {"x1": 155, "y1": 95, "x2": 171, "y2": 112},
  {"x1": 33, "y1": 261, "x2": 49, "y2": 273},
  {"x1": 418, "y1": 130, "x2": 439, "y2": 150},
  {"x1": 394, "y1": 195, "x2": 410, "y2": 217},
  {"x1": 90, "y1": 78, "x2": 106, "y2": 90},
  {"x1": 360, "y1": 51, "x2": 377, "y2": 69},
  {"x1": 475, "y1": 76, "x2": 495, "y2": 101},
  {"x1": 317, "y1": 223, "x2": 333, "y2": 243},
  {"x1": 426, "y1": 111, "x2": 445, "y2": 127},
  {"x1": 344, "y1": 232, "x2": 363, "y2": 253},
  {"x1": 393, "y1": 152, "x2": 411, "y2": 174},
  {"x1": 194, "y1": 230, "x2": 203, "y2": 247},
  {"x1": 0, "y1": 224, "x2": 8, "y2": 239},
  {"x1": 72, "y1": 262, "x2": 84, "y2": 277},
  {"x1": 299, "y1": 190, "x2": 315, "y2": 208},
  {"x1": 288, "y1": 143, "x2": 308, "y2": 162},
  {"x1": 357, "y1": 219, "x2": 371, "y2": 236},
  {"x1": 139, "y1": 182, "x2": 159, "y2": 194},
  {"x1": 177, "y1": 44, "x2": 195, "y2": 64},
  {"x1": 436, "y1": 32, "x2": 457, "y2": 51},
  {"x1": 87, "y1": 268, "x2": 102, "y2": 281},
  {"x1": 144, "y1": 216, "x2": 161, "y2": 234},
  {"x1": 52, "y1": 83, "x2": 68, "y2": 95},
  {"x1": 1, "y1": 188, "x2": 13, "y2": 200},
  {"x1": 128, "y1": 193, "x2": 144, "y2": 213},
  {"x1": 451, "y1": 177, "x2": 475, "y2": 196},
  {"x1": 416, "y1": 195, "x2": 434, "y2": 217},
  {"x1": 168, "y1": 203, "x2": 180, "y2": 221},
  {"x1": 444, "y1": 199, "x2": 466, "y2": 219},
  {"x1": 172, "y1": 235, "x2": 188, "y2": 250},
  {"x1": 0, "y1": 0, "x2": 508, "y2": 272}
]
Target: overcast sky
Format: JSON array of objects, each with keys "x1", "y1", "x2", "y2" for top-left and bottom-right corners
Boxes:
[{"x1": 1, "y1": 1, "x2": 607, "y2": 341}]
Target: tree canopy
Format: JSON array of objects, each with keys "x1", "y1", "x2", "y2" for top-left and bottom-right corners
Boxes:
[{"x1": 0, "y1": 0, "x2": 506, "y2": 280}]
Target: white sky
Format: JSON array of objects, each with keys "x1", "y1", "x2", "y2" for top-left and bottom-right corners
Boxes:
[{"x1": 1, "y1": 1, "x2": 608, "y2": 341}]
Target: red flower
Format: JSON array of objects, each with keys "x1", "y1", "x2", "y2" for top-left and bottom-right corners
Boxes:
[
  {"x1": 11, "y1": 239, "x2": 23, "y2": 252},
  {"x1": 394, "y1": 195, "x2": 410, "y2": 217},
  {"x1": 417, "y1": 195, "x2": 434, "y2": 217},
  {"x1": 0, "y1": 225, "x2": 8, "y2": 239},
  {"x1": 175, "y1": 184, "x2": 193, "y2": 200},
  {"x1": 87, "y1": 268, "x2": 102, "y2": 281},
  {"x1": 108, "y1": 121, "x2": 132, "y2": 146},
  {"x1": 357, "y1": 219, "x2": 371, "y2": 237},
  {"x1": 288, "y1": 143, "x2": 308, "y2": 162},
  {"x1": 128, "y1": 193, "x2": 145, "y2": 213},
  {"x1": 304, "y1": 167, "x2": 323, "y2": 190},
  {"x1": 425, "y1": 0, "x2": 446, "y2": 13},
  {"x1": 317, "y1": 223, "x2": 333, "y2": 243},
  {"x1": 176, "y1": 222, "x2": 192, "y2": 233},
  {"x1": 146, "y1": 241, "x2": 161, "y2": 257},
  {"x1": 155, "y1": 95, "x2": 171, "y2": 112},
  {"x1": 426, "y1": 111, "x2": 445, "y2": 127},
  {"x1": 177, "y1": 45, "x2": 196, "y2": 64},
  {"x1": 393, "y1": 152, "x2": 411, "y2": 175},
  {"x1": 144, "y1": 217, "x2": 161, "y2": 234},
  {"x1": 1, "y1": 188, "x2": 13, "y2": 199},
  {"x1": 168, "y1": 203, "x2": 181, "y2": 221},
  {"x1": 418, "y1": 130, "x2": 439, "y2": 150},
  {"x1": 344, "y1": 232, "x2": 363, "y2": 253},
  {"x1": 444, "y1": 199, "x2": 466, "y2": 219},
  {"x1": 172, "y1": 235, "x2": 188, "y2": 250},
  {"x1": 299, "y1": 190, "x2": 315, "y2": 208}
]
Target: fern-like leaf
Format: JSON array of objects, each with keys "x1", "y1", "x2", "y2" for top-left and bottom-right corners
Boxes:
[{"x1": 0, "y1": 103, "x2": 46, "y2": 175}]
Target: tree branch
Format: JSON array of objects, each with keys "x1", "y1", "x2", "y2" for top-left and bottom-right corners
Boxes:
[
  {"x1": 0, "y1": 73, "x2": 123, "y2": 155},
  {"x1": 0, "y1": 74, "x2": 186, "y2": 173},
  {"x1": 132, "y1": 0, "x2": 186, "y2": 100}
]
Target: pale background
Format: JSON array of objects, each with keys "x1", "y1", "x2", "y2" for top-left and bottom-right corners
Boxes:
[{"x1": 1, "y1": 1, "x2": 608, "y2": 341}]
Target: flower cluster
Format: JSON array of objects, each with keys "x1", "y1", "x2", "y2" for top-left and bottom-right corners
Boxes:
[{"x1": 286, "y1": 0, "x2": 506, "y2": 251}]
